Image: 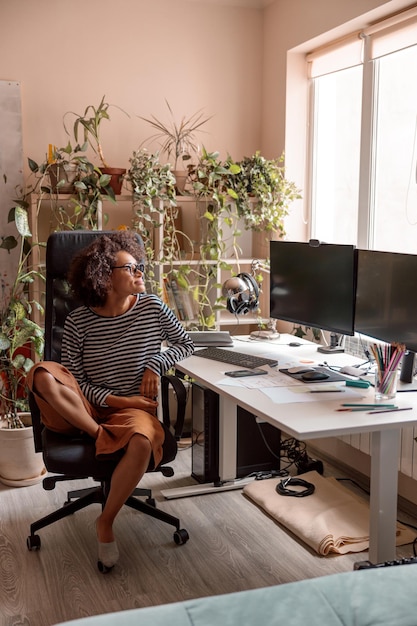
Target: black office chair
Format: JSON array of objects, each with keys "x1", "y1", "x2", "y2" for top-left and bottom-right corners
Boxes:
[{"x1": 26, "y1": 230, "x2": 189, "y2": 572}]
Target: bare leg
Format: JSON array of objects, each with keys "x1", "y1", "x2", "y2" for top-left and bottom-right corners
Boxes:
[
  {"x1": 96, "y1": 434, "x2": 152, "y2": 543},
  {"x1": 33, "y1": 369, "x2": 100, "y2": 439}
]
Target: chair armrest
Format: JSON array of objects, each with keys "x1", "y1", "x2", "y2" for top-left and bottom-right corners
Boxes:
[{"x1": 160, "y1": 375, "x2": 187, "y2": 440}]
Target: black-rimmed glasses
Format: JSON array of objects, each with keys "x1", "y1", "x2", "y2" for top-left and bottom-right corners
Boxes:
[{"x1": 112, "y1": 263, "x2": 145, "y2": 275}]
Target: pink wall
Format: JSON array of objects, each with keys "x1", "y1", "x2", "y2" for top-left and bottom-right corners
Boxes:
[
  {"x1": 1, "y1": 0, "x2": 413, "y2": 227},
  {"x1": 1, "y1": 0, "x2": 263, "y2": 174}
]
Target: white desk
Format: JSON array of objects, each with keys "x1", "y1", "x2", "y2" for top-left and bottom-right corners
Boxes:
[{"x1": 166, "y1": 334, "x2": 417, "y2": 564}]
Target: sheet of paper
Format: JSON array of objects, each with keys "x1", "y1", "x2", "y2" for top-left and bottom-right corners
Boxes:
[{"x1": 254, "y1": 350, "x2": 317, "y2": 369}]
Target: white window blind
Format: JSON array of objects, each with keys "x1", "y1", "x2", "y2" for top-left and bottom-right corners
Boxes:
[
  {"x1": 307, "y1": 35, "x2": 363, "y2": 78},
  {"x1": 307, "y1": 5, "x2": 417, "y2": 74},
  {"x1": 366, "y1": 13, "x2": 417, "y2": 59}
]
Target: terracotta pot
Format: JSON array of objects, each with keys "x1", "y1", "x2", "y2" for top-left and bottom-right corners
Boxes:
[
  {"x1": 173, "y1": 170, "x2": 188, "y2": 194},
  {"x1": 100, "y1": 167, "x2": 126, "y2": 195},
  {"x1": 0, "y1": 414, "x2": 46, "y2": 487}
]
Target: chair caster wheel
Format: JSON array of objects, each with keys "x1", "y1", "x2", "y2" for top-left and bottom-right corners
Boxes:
[
  {"x1": 146, "y1": 497, "x2": 156, "y2": 507},
  {"x1": 27, "y1": 534, "x2": 41, "y2": 551},
  {"x1": 173, "y1": 528, "x2": 189, "y2": 545},
  {"x1": 97, "y1": 560, "x2": 114, "y2": 574}
]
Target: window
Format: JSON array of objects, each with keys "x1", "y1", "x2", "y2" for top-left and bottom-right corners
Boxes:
[
  {"x1": 310, "y1": 66, "x2": 362, "y2": 244},
  {"x1": 372, "y1": 45, "x2": 417, "y2": 252},
  {"x1": 308, "y1": 9, "x2": 417, "y2": 254}
]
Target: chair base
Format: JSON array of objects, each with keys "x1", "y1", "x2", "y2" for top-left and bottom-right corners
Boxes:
[{"x1": 27, "y1": 481, "x2": 190, "y2": 554}]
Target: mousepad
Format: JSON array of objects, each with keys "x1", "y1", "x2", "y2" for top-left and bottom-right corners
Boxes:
[{"x1": 279, "y1": 367, "x2": 348, "y2": 383}]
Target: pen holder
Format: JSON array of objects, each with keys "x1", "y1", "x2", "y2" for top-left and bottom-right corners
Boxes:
[{"x1": 375, "y1": 368, "x2": 398, "y2": 401}]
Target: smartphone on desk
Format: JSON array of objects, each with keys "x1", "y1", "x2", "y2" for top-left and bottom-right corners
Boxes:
[{"x1": 225, "y1": 369, "x2": 268, "y2": 377}]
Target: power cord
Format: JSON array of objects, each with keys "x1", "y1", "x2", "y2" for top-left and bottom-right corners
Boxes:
[
  {"x1": 280, "y1": 437, "x2": 324, "y2": 475},
  {"x1": 276, "y1": 475, "x2": 316, "y2": 497}
]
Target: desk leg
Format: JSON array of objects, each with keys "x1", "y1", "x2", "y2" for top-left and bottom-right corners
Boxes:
[
  {"x1": 219, "y1": 395, "x2": 237, "y2": 481},
  {"x1": 369, "y1": 428, "x2": 400, "y2": 564},
  {"x1": 161, "y1": 398, "x2": 253, "y2": 499}
]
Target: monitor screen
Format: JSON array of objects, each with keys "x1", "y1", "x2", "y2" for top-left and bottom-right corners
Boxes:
[
  {"x1": 269, "y1": 240, "x2": 357, "y2": 336},
  {"x1": 355, "y1": 249, "x2": 417, "y2": 352}
]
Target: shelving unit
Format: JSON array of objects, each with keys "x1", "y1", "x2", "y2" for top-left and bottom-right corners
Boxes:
[
  {"x1": 29, "y1": 193, "x2": 270, "y2": 331},
  {"x1": 143, "y1": 195, "x2": 270, "y2": 330}
]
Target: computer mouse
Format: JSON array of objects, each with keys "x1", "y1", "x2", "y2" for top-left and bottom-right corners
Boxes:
[
  {"x1": 301, "y1": 370, "x2": 330, "y2": 381},
  {"x1": 289, "y1": 342, "x2": 302, "y2": 347}
]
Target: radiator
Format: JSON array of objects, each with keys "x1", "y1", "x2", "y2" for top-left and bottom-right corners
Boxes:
[{"x1": 339, "y1": 428, "x2": 417, "y2": 479}]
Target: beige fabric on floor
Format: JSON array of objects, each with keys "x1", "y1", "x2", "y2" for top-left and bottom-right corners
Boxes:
[{"x1": 243, "y1": 470, "x2": 416, "y2": 555}]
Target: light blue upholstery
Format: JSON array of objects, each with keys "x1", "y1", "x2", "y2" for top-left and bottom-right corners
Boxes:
[{"x1": 56, "y1": 564, "x2": 417, "y2": 626}]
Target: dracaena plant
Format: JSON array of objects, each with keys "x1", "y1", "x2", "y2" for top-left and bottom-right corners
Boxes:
[
  {"x1": 139, "y1": 100, "x2": 212, "y2": 170},
  {"x1": 0, "y1": 206, "x2": 45, "y2": 427}
]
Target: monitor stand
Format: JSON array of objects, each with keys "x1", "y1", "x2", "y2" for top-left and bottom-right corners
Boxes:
[{"x1": 317, "y1": 333, "x2": 345, "y2": 354}]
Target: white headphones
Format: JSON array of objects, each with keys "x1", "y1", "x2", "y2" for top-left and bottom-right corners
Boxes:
[{"x1": 222, "y1": 273, "x2": 260, "y2": 315}]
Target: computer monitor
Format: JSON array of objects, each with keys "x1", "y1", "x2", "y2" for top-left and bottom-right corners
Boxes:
[
  {"x1": 269, "y1": 240, "x2": 357, "y2": 340},
  {"x1": 355, "y1": 249, "x2": 417, "y2": 353}
]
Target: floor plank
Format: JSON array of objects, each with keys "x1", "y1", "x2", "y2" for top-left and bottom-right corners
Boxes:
[{"x1": 0, "y1": 444, "x2": 415, "y2": 626}]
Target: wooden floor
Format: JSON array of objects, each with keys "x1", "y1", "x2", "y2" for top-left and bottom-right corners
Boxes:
[{"x1": 1, "y1": 442, "x2": 416, "y2": 626}]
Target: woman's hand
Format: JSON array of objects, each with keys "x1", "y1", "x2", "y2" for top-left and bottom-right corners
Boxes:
[
  {"x1": 140, "y1": 368, "x2": 160, "y2": 400},
  {"x1": 125, "y1": 395, "x2": 158, "y2": 413},
  {"x1": 105, "y1": 369, "x2": 160, "y2": 415},
  {"x1": 105, "y1": 393, "x2": 158, "y2": 414}
]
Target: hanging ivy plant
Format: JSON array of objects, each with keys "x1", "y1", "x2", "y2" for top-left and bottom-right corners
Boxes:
[{"x1": 227, "y1": 152, "x2": 302, "y2": 235}]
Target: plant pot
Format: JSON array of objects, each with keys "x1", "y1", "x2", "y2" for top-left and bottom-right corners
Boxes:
[
  {"x1": 49, "y1": 162, "x2": 78, "y2": 194},
  {"x1": 173, "y1": 170, "x2": 188, "y2": 195},
  {"x1": 252, "y1": 230, "x2": 275, "y2": 258},
  {"x1": 100, "y1": 167, "x2": 126, "y2": 195},
  {"x1": 0, "y1": 414, "x2": 46, "y2": 487}
]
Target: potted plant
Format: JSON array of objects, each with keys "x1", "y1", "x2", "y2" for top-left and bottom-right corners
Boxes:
[
  {"x1": 127, "y1": 148, "x2": 179, "y2": 290},
  {"x1": 139, "y1": 100, "x2": 212, "y2": 193},
  {"x1": 0, "y1": 204, "x2": 46, "y2": 486},
  {"x1": 227, "y1": 152, "x2": 302, "y2": 234},
  {"x1": 176, "y1": 149, "x2": 240, "y2": 329},
  {"x1": 127, "y1": 148, "x2": 177, "y2": 212},
  {"x1": 46, "y1": 142, "x2": 80, "y2": 194},
  {"x1": 26, "y1": 143, "x2": 115, "y2": 230},
  {"x1": 64, "y1": 95, "x2": 129, "y2": 195}
]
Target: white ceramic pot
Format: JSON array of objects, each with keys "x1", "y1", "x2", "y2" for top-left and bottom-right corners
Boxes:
[
  {"x1": 0, "y1": 415, "x2": 46, "y2": 487},
  {"x1": 49, "y1": 162, "x2": 78, "y2": 194}
]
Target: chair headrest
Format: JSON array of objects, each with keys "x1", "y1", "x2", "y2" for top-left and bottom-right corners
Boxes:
[{"x1": 45, "y1": 231, "x2": 143, "y2": 277}]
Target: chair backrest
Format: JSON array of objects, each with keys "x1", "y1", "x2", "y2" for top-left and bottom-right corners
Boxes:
[{"x1": 44, "y1": 231, "x2": 143, "y2": 361}]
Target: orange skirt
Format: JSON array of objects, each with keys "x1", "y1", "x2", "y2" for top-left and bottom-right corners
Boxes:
[{"x1": 27, "y1": 362, "x2": 165, "y2": 468}]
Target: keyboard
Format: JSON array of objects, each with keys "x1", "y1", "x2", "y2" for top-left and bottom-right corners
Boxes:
[
  {"x1": 193, "y1": 346, "x2": 278, "y2": 369},
  {"x1": 354, "y1": 557, "x2": 417, "y2": 570}
]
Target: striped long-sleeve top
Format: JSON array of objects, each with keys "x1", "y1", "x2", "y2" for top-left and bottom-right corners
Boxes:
[{"x1": 61, "y1": 293, "x2": 194, "y2": 407}]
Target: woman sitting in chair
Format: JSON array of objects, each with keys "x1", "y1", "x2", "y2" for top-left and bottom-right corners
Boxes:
[{"x1": 28, "y1": 231, "x2": 194, "y2": 569}]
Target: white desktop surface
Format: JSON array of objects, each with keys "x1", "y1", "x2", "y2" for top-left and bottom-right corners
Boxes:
[{"x1": 173, "y1": 334, "x2": 417, "y2": 564}]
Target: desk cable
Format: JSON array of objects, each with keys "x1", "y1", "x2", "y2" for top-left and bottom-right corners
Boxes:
[{"x1": 276, "y1": 476, "x2": 315, "y2": 498}]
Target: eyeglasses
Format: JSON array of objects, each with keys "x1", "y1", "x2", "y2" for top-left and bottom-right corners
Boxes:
[{"x1": 112, "y1": 263, "x2": 145, "y2": 275}]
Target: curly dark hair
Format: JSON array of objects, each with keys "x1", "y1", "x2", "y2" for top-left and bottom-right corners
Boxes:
[{"x1": 68, "y1": 231, "x2": 145, "y2": 307}]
